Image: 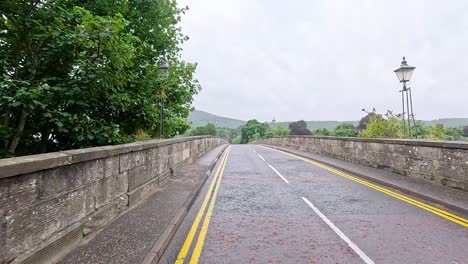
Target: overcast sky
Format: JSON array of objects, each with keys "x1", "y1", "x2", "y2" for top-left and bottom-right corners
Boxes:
[{"x1": 179, "y1": 0, "x2": 468, "y2": 122}]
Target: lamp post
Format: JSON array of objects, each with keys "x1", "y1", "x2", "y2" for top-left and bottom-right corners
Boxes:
[
  {"x1": 394, "y1": 57, "x2": 416, "y2": 138},
  {"x1": 158, "y1": 62, "x2": 169, "y2": 138}
]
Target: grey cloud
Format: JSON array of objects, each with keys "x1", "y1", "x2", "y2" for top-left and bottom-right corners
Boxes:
[{"x1": 179, "y1": 0, "x2": 468, "y2": 121}]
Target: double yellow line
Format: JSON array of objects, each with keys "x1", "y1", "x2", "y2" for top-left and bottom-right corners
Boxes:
[
  {"x1": 265, "y1": 147, "x2": 468, "y2": 228},
  {"x1": 175, "y1": 146, "x2": 231, "y2": 264}
]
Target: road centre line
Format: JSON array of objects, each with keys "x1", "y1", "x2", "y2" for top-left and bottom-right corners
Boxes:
[
  {"x1": 301, "y1": 197, "x2": 375, "y2": 264},
  {"x1": 175, "y1": 146, "x2": 231, "y2": 264},
  {"x1": 262, "y1": 146, "x2": 468, "y2": 227},
  {"x1": 253, "y1": 149, "x2": 290, "y2": 184},
  {"x1": 267, "y1": 163, "x2": 290, "y2": 184},
  {"x1": 257, "y1": 154, "x2": 266, "y2": 161}
]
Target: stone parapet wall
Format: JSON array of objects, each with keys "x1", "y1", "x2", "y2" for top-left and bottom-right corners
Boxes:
[
  {"x1": 0, "y1": 136, "x2": 227, "y2": 264},
  {"x1": 254, "y1": 136, "x2": 468, "y2": 191}
]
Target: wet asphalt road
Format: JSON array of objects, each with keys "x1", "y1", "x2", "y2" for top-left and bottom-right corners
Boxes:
[{"x1": 160, "y1": 145, "x2": 468, "y2": 264}]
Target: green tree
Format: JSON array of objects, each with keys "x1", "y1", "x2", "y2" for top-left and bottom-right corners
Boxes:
[
  {"x1": 333, "y1": 124, "x2": 357, "y2": 137},
  {"x1": 442, "y1": 127, "x2": 465, "y2": 141},
  {"x1": 264, "y1": 130, "x2": 275, "y2": 138},
  {"x1": 190, "y1": 123, "x2": 217, "y2": 136},
  {"x1": 288, "y1": 120, "x2": 312, "y2": 135},
  {"x1": 240, "y1": 119, "x2": 270, "y2": 143},
  {"x1": 360, "y1": 112, "x2": 402, "y2": 138},
  {"x1": 423, "y1": 123, "x2": 445, "y2": 141},
  {"x1": 272, "y1": 124, "x2": 289, "y2": 136},
  {"x1": 313, "y1": 128, "x2": 331, "y2": 136},
  {"x1": 0, "y1": 0, "x2": 200, "y2": 157},
  {"x1": 357, "y1": 111, "x2": 380, "y2": 130},
  {"x1": 231, "y1": 135, "x2": 242, "y2": 144},
  {"x1": 216, "y1": 128, "x2": 228, "y2": 138}
]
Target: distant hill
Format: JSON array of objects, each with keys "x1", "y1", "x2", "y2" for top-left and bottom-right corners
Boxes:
[
  {"x1": 275, "y1": 121, "x2": 358, "y2": 130},
  {"x1": 187, "y1": 110, "x2": 246, "y2": 129},
  {"x1": 420, "y1": 118, "x2": 468, "y2": 127},
  {"x1": 187, "y1": 110, "x2": 358, "y2": 129},
  {"x1": 187, "y1": 110, "x2": 468, "y2": 129}
]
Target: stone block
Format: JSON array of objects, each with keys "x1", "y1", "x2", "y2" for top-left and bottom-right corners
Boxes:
[
  {"x1": 83, "y1": 184, "x2": 97, "y2": 216},
  {"x1": 127, "y1": 164, "x2": 157, "y2": 192},
  {"x1": 5, "y1": 189, "x2": 87, "y2": 259},
  {"x1": 127, "y1": 177, "x2": 160, "y2": 207},
  {"x1": 158, "y1": 148, "x2": 170, "y2": 175},
  {"x1": 104, "y1": 156, "x2": 120, "y2": 178},
  {"x1": 85, "y1": 195, "x2": 128, "y2": 230},
  {"x1": 0, "y1": 152, "x2": 71, "y2": 179},
  {"x1": 170, "y1": 150, "x2": 186, "y2": 167},
  {"x1": 0, "y1": 172, "x2": 40, "y2": 213},
  {"x1": 119, "y1": 150, "x2": 150, "y2": 172},
  {"x1": 412, "y1": 146, "x2": 443, "y2": 160},
  {"x1": 39, "y1": 159, "x2": 104, "y2": 199},
  {"x1": 63, "y1": 147, "x2": 109, "y2": 164},
  {"x1": 95, "y1": 172, "x2": 128, "y2": 208},
  {"x1": 182, "y1": 147, "x2": 190, "y2": 160},
  {"x1": 159, "y1": 171, "x2": 172, "y2": 187}
]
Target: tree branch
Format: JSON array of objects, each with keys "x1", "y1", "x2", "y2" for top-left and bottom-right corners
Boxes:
[{"x1": 9, "y1": 109, "x2": 28, "y2": 153}]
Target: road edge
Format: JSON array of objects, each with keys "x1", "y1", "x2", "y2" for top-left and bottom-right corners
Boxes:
[
  {"x1": 260, "y1": 144, "x2": 468, "y2": 216},
  {"x1": 141, "y1": 144, "x2": 229, "y2": 264}
]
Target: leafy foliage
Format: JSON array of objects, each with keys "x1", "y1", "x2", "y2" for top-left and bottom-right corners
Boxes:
[
  {"x1": 357, "y1": 112, "x2": 380, "y2": 130},
  {"x1": 271, "y1": 124, "x2": 289, "y2": 137},
  {"x1": 333, "y1": 123, "x2": 357, "y2": 137},
  {"x1": 421, "y1": 124, "x2": 467, "y2": 141},
  {"x1": 231, "y1": 135, "x2": 242, "y2": 144},
  {"x1": 288, "y1": 120, "x2": 312, "y2": 135},
  {"x1": 313, "y1": 128, "x2": 331, "y2": 136},
  {"x1": 189, "y1": 123, "x2": 217, "y2": 136},
  {"x1": 360, "y1": 111, "x2": 402, "y2": 138},
  {"x1": 240, "y1": 119, "x2": 270, "y2": 143},
  {"x1": 422, "y1": 123, "x2": 445, "y2": 140},
  {"x1": 358, "y1": 109, "x2": 467, "y2": 141},
  {"x1": 184, "y1": 123, "x2": 241, "y2": 143},
  {"x1": 0, "y1": 0, "x2": 200, "y2": 157},
  {"x1": 313, "y1": 124, "x2": 356, "y2": 137}
]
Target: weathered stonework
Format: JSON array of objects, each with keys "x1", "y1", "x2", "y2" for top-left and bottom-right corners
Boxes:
[
  {"x1": 0, "y1": 136, "x2": 227, "y2": 264},
  {"x1": 255, "y1": 136, "x2": 468, "y2": 191}
]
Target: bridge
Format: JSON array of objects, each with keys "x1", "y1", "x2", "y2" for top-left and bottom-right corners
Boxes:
[{"x1": 1, "y1": 136, "x2": 467, "y2": 264}]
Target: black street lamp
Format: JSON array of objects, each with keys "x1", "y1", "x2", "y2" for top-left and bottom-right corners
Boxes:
[
  {"x1": 394, "y1": 57, "x2": 417, "y2": 138},
  {"x1": 158, "y1": 62, "x2": 169, "y2": 138}
]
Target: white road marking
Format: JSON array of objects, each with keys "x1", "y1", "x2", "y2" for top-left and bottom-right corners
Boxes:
[
  {"x1": 267, "y1": 164, "x2": 290, "y2": 184},
  {"x1": 301, "y1": 197, "x2": 375, "y2": 264},
  {"x1": 249, "y1": 147, "x2": 257, "y2": 153},
  {"x1": 253, "y1": 148, "x2": 290, "y2": 185},
  {"x1": 257, "y1": 154, "x2": 266, "y2": 161}
]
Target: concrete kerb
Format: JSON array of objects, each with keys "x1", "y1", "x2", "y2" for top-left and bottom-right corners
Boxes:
[
  {"x1": 260, "y1": 144, "x2": 468, "y2": 217},
  {"x1": 141, "y1": 144, "x2": 229, "y2": 264}
]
